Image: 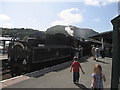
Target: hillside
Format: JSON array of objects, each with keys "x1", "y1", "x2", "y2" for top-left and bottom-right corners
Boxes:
[
  {"x1": 2, "y1": 28, "x2": 40, "y2": 40},
  {"x1": 46, "y1": 25, "x2": 99, "y2": 39},
  {"x1": 1, "y1": 25, "x2": 99, "y2": 40},
  {"x1": 46, "y1": 25, "x2": 69, "y2": 36}
]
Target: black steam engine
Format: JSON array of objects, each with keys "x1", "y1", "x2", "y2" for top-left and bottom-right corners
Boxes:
[
  {"x1": 8, "y1": 33, "x2": 97, "y2": 77},
  {"x1": 8, "y1": 33, "x2": 73, "y2": 76}
]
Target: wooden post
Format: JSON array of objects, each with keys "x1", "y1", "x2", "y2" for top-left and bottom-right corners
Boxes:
[
  {"x1": 111, "y1": 15, "x2": 120, "y2": 89},
  {"x1": 101, "y1": 38, "x2": 104, "y2": 49},
  {"x1": 3, "y1": 40, "x2": 6, "y2": 54}
]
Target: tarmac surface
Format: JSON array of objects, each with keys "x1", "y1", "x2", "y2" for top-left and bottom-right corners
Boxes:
[{"x1": 1, "y1": 56, "x2": 112, "y2": 89}]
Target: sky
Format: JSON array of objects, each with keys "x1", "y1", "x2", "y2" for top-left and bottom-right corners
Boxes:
[{"x1": 0, "y1": 0, "x2": 119, "y2": 32}]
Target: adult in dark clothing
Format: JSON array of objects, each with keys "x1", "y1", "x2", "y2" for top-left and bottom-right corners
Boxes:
[
  {"x1": 72, "y1": 45, "x2": 79, "y2": 58},
  {"x1": 100, "y1": 47, "x2": 106, "y2": 58},
  {"x1": 78, "y1": 45, "x2": 83, "y2": 60}
]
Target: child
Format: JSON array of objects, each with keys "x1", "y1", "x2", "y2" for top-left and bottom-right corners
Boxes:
[
  {"x1": 70, "y1": 57, "x2": 85, "y2": 84},
  {"x1": 91, "y1": 64, "x2": 106, "y2": 90}
]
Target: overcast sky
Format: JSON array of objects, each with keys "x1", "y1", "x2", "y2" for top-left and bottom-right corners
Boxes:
[{"x1": 0, "y1": 0, "x2": 118, "y2": 32}]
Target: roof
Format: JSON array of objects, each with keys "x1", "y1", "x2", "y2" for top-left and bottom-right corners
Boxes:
[
  {"x1": 89, "y1": 31, "x2": 112, "y2": 38},
  {"x1": 111, "y1": 15, "x2": 120, "y2": 23},
  {"x1": 88, "y1": 31, "x2": 112, "y2": 44},
  {"x1": 0, "y1": 37, "x2": 12, "y2": 41}
]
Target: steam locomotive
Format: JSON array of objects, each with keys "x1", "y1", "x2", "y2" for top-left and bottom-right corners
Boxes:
[
  {"x1": 8, "y1": 33, "x2": 99, "y2": 76},
  {"x1": 8, "y1": 34, "x2": 73, "y2": 76}
]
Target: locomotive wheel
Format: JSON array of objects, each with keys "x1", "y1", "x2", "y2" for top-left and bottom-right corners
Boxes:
[
  {"x1": 11, "y1": 64, "x2": 28, "y2": 77},
  {"x1": 11, "y1": 66, "x2": 19, "y2": 77}
]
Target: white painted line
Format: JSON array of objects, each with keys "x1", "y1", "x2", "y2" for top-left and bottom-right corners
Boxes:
[
  {"x1": 0, "y1": 75, "x2": 23, "y2": 83},
  {"x1": 1, "y1": 75, "x2": 30, "y2": 88}
]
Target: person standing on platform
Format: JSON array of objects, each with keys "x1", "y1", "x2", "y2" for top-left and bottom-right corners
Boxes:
[
  {"x1": 91, "y1": 45, "x2": 96, "y2": 60},
  {"x1": 70, "y1": 57, "x2": 85, "y2": 84},
  {"x1": 100, "y1": 47, "x2": 106, "y2": 58},
  {"x1": 78, "y1": 45, "x2": 83, "y2": 60},
  {"x1": 71, "y1": 44, "x2": 77, "y2": 58},
  {"x1": 95, "y1": 45, "x2": 100, "y2": 61},
  {"x1": 73, "y1": 45, "x2": 79, "y2": 58}
]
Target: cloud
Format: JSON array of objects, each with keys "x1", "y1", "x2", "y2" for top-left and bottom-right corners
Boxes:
[
  {"x1": 0, "y1": 14, "x2": 11, "y2": 21},
  {"x1": 83, "y1": 0, "x2": 100, "y2": 6},
  {"x1": 2, "y1": 23, "x2": 13, "y2": 28},
  {"x1": 102, "y1": 0, "x2": 119, "y2": 6},
  {"x1": 83, "y1": 0, "x2": 118, "y2": 7},
  {"x1": 93, "y1": 18, "x2": 101, "y2": 22},
  {"x1": 51, "y1": 8, "x2": 83, "y2": 26},
  {"x1": 0, "y1": 14, "x2": 13, "y2": 28}
]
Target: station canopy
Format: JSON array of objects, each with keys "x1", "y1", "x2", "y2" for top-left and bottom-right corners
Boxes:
[
  {"x1": 0, "y1": 37, "x2": 12, "y2": 41},
  {"x1": 89, "y1": 31, "x2": 112, "y2": 45}
]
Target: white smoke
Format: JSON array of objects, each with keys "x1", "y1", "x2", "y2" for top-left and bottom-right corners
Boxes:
[{"x1": 65, "y1": 26, "x2": 74, "y2": 36}]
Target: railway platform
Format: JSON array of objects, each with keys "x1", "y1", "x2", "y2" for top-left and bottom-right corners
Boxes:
[
  {"x1": 0, "y1": 54, "x2": 8, "y2": 60},
  {"x1": 1, "y1": 56, "x2": 112, "y2": 89}
]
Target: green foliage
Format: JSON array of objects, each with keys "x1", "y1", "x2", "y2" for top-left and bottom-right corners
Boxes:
[
  {"x1": 2, "y1": 28, "x2": 40, "y2": 40},
  {"x1": 23, "y1": 36, "x2": 29, "y2": 41}
]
